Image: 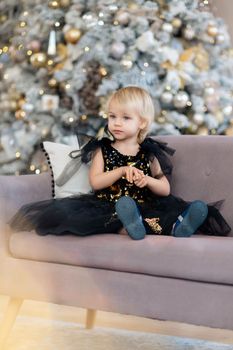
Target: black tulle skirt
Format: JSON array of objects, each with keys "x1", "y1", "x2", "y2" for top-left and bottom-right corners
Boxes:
[{"x1": 9, "y1": 193, "x2": 230, "y2": 237}]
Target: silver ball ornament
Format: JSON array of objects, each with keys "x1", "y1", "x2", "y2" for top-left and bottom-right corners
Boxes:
[
  {"x1": 193, "y1": 113, "x2": 204, "y2": 125},
  {"x1": 173, "y1": 91, "x2": 189, "y2": 109},
  {"x1": 115, "y1": 11, "x2": 130, "y2": 25},
  {"x1": 216, "y1": 33, "x2": 225, "y2": 44},
  {"x1": 160, "y1": 91, "x2": 173, "y2": 105},
  {"x1": 111, "y1": 42, "x2": 126, "y2": 59},
  {"x1": 162, "y1": 22, "x2": 173, "y2": 33},
  {"x1": 183, "y1": 26, "x2": 195, "y2": 40},
  {"x1": 222, "y1": 105, "x2": 233, "y2": 116}
]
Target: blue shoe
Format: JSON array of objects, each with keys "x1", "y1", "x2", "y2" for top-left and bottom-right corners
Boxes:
[
  {"x1": 115, "y1": 196, "x2": 146, "y2": 240},
  {"x1": 173, "y1": 200, "x2": 208, "y2": 237}
]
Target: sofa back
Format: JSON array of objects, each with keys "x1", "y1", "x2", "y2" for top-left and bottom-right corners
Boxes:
[
  {"x1": 158, "y1": 135, "x2": 233, "y2": 236},
  {"x1": 1, "y1": 135, "x2": 232, "y2": 236}
]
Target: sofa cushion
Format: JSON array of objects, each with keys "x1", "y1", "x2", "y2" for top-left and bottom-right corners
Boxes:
[{"x1": 9, "y1": 231, "x2": 233, "y2": 285}]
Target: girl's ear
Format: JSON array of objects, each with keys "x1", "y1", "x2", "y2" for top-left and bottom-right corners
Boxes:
[{"x1": 140, "y1": 119, "x2": 147, "y2": 129}]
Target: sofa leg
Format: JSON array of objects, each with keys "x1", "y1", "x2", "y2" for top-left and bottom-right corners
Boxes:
[
  {"x1": 85, "y1": 309, "x2": 97, "y2": 329},
  {"x1": 0, "y1": 297, "x2": 23, "y2": 348}
]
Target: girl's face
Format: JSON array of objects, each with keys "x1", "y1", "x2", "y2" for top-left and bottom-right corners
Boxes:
[{"x1": 107, "y1": 100, "x2": 146, "y2": 142}]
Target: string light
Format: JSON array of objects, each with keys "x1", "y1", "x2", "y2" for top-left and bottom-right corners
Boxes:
[{"x1": 19, "y1": 21, "x2": 27, "y2": 28}]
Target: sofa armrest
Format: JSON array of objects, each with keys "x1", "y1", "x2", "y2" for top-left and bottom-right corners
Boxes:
[{"x1": 0, "y1": 173, "x2": 51, "y2": 257}]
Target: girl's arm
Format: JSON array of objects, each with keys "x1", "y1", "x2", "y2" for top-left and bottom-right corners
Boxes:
[
  {"x1": 89, "y1": 148, "x2": 143, "y2": 190},
  {"x1": 134, "y1": 158, "x2": 170, "y2": 196}
]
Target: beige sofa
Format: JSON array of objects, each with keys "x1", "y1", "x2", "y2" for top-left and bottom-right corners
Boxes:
[{"x1": 1, "y1": 135, "x2": 233, "y2": 346}]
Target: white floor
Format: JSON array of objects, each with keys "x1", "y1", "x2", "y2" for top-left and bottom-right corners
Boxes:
[{"x1": 1, "y1": 295, "x2": 233, "y2": 346}]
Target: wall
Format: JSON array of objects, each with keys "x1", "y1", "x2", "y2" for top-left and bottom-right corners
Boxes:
[{"x1": 213, "y1": 0, "x2": 233, "y2": 41}]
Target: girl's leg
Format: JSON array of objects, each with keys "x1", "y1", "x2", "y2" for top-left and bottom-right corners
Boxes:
[
  {"x1": 172, "y1": 200, "x2": 208, "y2": 237},
  {"x1": 115, "y1": 196, "x2": 146, "y2": 240}
]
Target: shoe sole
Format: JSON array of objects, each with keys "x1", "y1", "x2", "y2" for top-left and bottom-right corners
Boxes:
[
  {"x1": 174, "y1": 200, "x2": 208, "y2": 237},
  {"x1": 115, "y1": 197, "x2": 146, "y2": 240}
]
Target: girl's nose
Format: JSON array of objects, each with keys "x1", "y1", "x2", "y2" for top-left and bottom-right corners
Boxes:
[{"x1": 114, "y1": 118, "x2": 122, "y2": 126}]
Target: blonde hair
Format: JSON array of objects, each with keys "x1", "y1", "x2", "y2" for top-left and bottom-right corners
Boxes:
[{"x1": 107, "y1": 86, "x2": 155, "y2": 143}]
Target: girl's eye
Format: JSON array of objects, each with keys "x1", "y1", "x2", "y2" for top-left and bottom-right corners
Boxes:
[
  {"x1": 123, "y1": 116, "x2": 130, "y2": 120},
  {"x1": 109, "y1": 114, "x2": 115, "y2": 119}
]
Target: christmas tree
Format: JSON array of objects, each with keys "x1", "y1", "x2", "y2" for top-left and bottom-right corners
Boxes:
[{"x1": 0, "y1": 0, "x2": 232, "y2": 175}]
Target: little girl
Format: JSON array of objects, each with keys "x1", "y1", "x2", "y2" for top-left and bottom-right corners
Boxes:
[{"x1": 9, "y1": 86, "x2": 231, "y2": 239}]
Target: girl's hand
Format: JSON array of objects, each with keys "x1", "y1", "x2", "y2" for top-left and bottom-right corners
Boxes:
[
  {"x1": 122, "y1": 166, "x2": 143, "y2": 183},
  {"x1": 133, "y1": 174, "x2": 148, "y2": 188}
]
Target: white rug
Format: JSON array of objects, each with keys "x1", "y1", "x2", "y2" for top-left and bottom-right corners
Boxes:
[{"x1": 4, "y1": 316, "x2": 233, "y2": 350}]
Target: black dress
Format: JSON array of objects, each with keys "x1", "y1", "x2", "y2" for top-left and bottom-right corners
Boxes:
[{"x1": 9, "y1": 137, "x2": 231, "y2": 237}]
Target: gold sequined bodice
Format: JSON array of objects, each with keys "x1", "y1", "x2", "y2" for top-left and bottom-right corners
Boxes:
[{"x1": 96, "y1": 143, "x2": 152, "y2": 203}]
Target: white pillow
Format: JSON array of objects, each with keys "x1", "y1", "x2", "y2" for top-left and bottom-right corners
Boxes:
[{"x1": 42, "y1": 141, "x2": 92, "y2": 198}]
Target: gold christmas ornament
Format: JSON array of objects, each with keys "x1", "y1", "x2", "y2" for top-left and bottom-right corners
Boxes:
[
  {"x1": 60, "y1": 0, "x2": 71, "y2": 7},
  {"x1": 99, "y1": 67, "x2": 108, "y2": 76},
  {"x1": 15, "y1": 110, "x2": 26, "y2": 120},
  {"x1": 225, "y1": 126, "x2": 233, "y2": 136},
  {"x1": 207, "y1": 23, "x2": 218, "y2": 37},
  {"x1": 19, "y1": 21, "x2": 27, "y2": 28},
  {"x1": 186, "y1": 123, "x2": 198, "y2": 134},
  {"x1": 48, "y1": 78, "x2": 58, "y2": 88},
  {"x1": 172, "y1": 18, "x2": 182, "y2": 29},
  {"x1": 197, "y1": 126, "x2": 209, "y2": 135},
  {"x1": 128, "y1": 2, "x2": 139, "y2": 10},
  {"x1": 64, "y1": 28, "x2": 82, "y2": 44},
  {"x1": 48, "y1": 0, "x2": 60, "y2": 9},
  {"x1": 30, "y1": 52, "x2": 47, "y2": 68}
]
